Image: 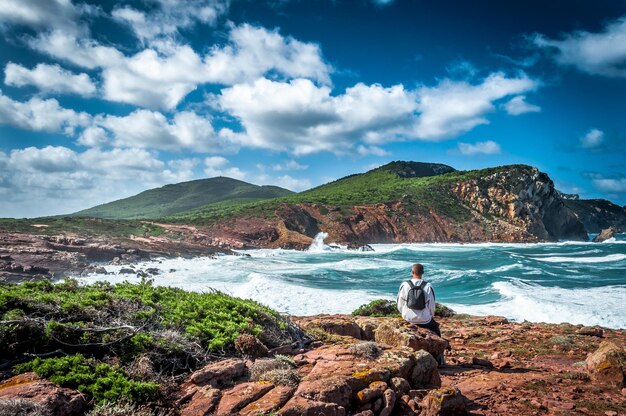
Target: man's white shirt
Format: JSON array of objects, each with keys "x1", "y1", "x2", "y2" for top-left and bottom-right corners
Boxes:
[{"x1": 396, "y1": 278, "x2": 436, "y2": 324}]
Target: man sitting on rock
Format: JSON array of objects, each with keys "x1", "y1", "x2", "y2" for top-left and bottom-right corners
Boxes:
[{"x1": 397, "y1": 263, "x2": 445, "y2": 366}]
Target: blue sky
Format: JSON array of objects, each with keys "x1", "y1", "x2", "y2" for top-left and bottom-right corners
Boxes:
[{"x1": 0, "y1": 0, "x2": 625, "y2": 217}]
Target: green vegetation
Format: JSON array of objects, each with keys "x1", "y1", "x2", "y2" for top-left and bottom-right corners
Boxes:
[
  {"x1": 73, "y1": 177, "x2": 293, "y2": 219},
  {"x1": 0, "y1": 279, "x2": 289, "y2": 359},
  {"x1": 351, "y1": 298, "x2": 455, "y2": 318},
  {"x1": 15, "y1": 354, "x2": 159, "y2": 403},
  {"x1": 1, "y1": 279, "x2": 297, "y2": 405},
  {"x1": 352, "y1": 299, "x2": 399, "y2": 317},
  {"x1": 167, "y1": 162, "x2": 535, "y2": 226},
  {"x1": 0, "y1": 217, "x2": 165, "y2": 237}
]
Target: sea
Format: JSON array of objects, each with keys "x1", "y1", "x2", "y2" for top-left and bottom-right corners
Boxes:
[{"x1": 78, "y1": 233, "x2": 626, "y2": 329}]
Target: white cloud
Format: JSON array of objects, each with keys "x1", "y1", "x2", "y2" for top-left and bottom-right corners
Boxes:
[
  {"x1": 580, "y1": 128, "x2": 604, "y2": 149},
  {"x1": 112, "y1": 0, "x2": 229, "y2": 43},
  {"x1": 0, "y1": 0, "x2": 94, "y2": 35},
  {"x1": 0, "y1": 90, "x2": 90, "y2": 135},
  {"x1": 4, "y1": 62, "x2": 96, "y2": 96},
  {"x1": 204, "y1": 23, "x2": 332, "y2": 86},
  {"x1": 533, "y1": 16, "x2": 626, "y2": 78},
  {"x1": 218, "y1": 77, "x2": 417, "y2": 155},
  {"x1": 29, "y1": 30, "x2": 124, "y2": 70},
  {"x1": 356, "y1": 145, "x2": 390, "y2": 157},
  {"x1": 592, "y1": 177, "x2": 626, "y2": 193},
  {"x1": 458, "y1": 140, "x2": 501, "y2": 156},
  {"x1": 204, "y1": 156, "x2": 246, "y2": 179},
  {"x1": 77, "y1": 126, "x2": 109, "y2": 147},
  {"x1": 259, "y1": 160, "x2": 309, "y2": 171},
  {"x1": 256, "y1": 174, "x2": 311, "y2": 191},
  {"x1": 98, "y1": 109, "x2": 235, "y2": 153},
  {"x1": 0, "y1": 146, "x2": 198, "y2": 217},
  {"x1": 218, "y1": 72, "x2": 537, "y2": 155},
  {"x1": 31, "y1": 24, "x2": 332, "y2": 110},
  {"x1": 503, "y1": 95, "x2": 541, "y2": 115},
  {"x1": 413, "y1": 72, "x2": 538, "y2": 140}
]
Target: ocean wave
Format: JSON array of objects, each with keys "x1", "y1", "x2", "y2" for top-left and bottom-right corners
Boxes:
[
  {"x1": 448, "y1": 281, "x2": 626, "y2": 329},
  {"x1": 532, "y1": 253, "x2": 626, "y2": 264}
]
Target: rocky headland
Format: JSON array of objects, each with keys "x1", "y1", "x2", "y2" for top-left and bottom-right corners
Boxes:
[{"x1": 1, "y1": 307, "x2": 624, "y2": 415}]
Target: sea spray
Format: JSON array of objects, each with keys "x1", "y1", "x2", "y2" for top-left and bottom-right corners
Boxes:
[
  {"x1": 80, "y1": 235, "x2": 626, "y2": 328},
  {"x1": 308, "y1": 232, "x2": 329, "y2": 251}
]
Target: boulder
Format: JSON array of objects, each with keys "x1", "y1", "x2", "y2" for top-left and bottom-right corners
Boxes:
[
  {"x1": 179, "y1": 385, "x2": 221, "y2": 416},
  {"x1": 278, "y1": 395, "x2": 346, "y2": 416},
  {"x1": 296, "y1": 315, "x2": 363, "y2": 339},
  {"x1": 420, "y1": 387, "x2": 466, "y2": 416},
  {"x1": 593, "y1": 227, "x2": 617, "y2": 242},
  {"x1": 189, "y1": 358, "x2": 246, "y2": 387},
  {"x1": 389, "y1": 377, "x2": 410, "y2": 396},
  {"x1": 215, "y1": 382, "x2": 274, "y2": 415},
  {"x1": 235, "y1": 334, "x2": 269, "y2": 358},
  {"x1": 0, "y1": 373, "x2": 86, "y2": 416},
  {"x1": 577, "y1": 326, "x2": 604, "y2": 337},
  {"x1": 410, "y1": 350, "x2": 441, "y2": 389},
  {"x1": 239, "y1": 385, "x2": 294, "y2": 416},
  {"x1": 585, "y1": 341, "x2": 626, "y2": 387},
  {"x1": 378, "y1": 388, "x2": 396, "y2": 416},
  {"x1": 374, "y1": 321, "x2": 448, "y2": 358}
]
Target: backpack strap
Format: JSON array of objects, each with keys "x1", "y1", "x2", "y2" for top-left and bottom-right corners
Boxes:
[{"x1": 406, "y1": 280, "x2": 415, "y2": 288}]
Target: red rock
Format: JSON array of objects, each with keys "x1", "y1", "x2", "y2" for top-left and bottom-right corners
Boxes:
[
  {"x1": 189, "y1": 358, "x2": 246, "y2": 387},
  {"x1": 0, "y1": 373, "x2": 85, "y2": 416},
  {"x1": 294, "y1": 315, "x2": 362, "y2": 339},
  {"x1": 577, "y1": 326, "x2": 604, "y2": 337},
  {"x1": 239, "y1": 385, "x2": 294, "y2": 416},
  {"x1": 484, "y1": 316, "x2": 509, "y2": 325},
  {"x1": 420, "y1": 387, "x2": 466, "y2": 416},
  {"x1": 375, "y1": 321, "x2": 448, "y2": 358},
  {"x1": 179, "y1": 385, "x2": 221, "y2": 416},
  {"x1": 585, "y1": 341, "x2": 626, "y2": 387},
  {"x1": 235, "y1": 334, "x2": 269, "y2": 358},
  {"x1": 353, "y1": 411, "x2": 375, "y2": 416},
  {"x1": 215, "y1": 382, "x2": 274, "y2": 415},
  {"x1": 410, "y1": 350, "x2": 441, "y2": 389},
  {"x1": 472, "y1": 357, "x2": 494, "y2": 368},
  {"x1": 389, "y1": 377, "x2": 410, "y2": 396},
  {"x1": 278, "y1": 395, "x2": 346, "y2": 416},
  {"x1": 378, "y1": 388, "x2": 396, "y2": 416}
]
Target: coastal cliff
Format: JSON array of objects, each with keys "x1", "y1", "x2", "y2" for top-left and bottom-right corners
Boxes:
[{"x1": 204, "y1": 163, "x2": 588, "y2": 248}]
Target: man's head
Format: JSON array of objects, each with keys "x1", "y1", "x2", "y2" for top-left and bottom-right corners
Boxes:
[{"x1": 412, "y1": 263, "x2": 424, "y2": 278}]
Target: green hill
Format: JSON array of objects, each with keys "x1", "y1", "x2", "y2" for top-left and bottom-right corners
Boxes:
[
  {"x1": 73, "y1": 177, "x2": 294, "y2": 219},
  {"x1": 167, "y1": 161, "x2": 464, "y2": 223}
]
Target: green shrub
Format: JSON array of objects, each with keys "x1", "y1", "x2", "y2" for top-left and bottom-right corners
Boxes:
[
  {"x1": 0, "y1": 280, "x2": 294, "y2": 376},
  {"x1": 351, "y1": 299, "x2": 399, "y2": 317},
  {"x1": 15, "y1": 354, "x2": 159, "y2": 404}
]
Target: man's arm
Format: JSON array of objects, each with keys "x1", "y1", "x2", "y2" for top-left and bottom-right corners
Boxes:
[
  {"x1": 397, "y1": 283, "x2": 407, "y2": 313},
  {"x1": 427, "y1": 284, "x2": 436, "y2": 318}
]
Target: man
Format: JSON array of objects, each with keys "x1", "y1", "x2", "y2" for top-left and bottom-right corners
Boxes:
[{"x1": 397, "y1": 263, "x2": 444, "y2": 365}]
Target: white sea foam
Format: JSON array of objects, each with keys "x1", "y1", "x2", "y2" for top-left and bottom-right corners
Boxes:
[
  {"x1": 449, "y1": 281, "x2": 626, "y2": 329},
  {"x1": 532, "y1": 253, "x2": 626, "y2": 263},
  {"x1": 77, "y1": 240, "x2": 626, "y2": 328}
]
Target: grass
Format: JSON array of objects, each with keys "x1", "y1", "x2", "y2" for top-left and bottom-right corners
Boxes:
[
  {"x1": 166, "y1": 163, "x2": 537, "y2": 226},
  {"x1": 73, "y1": 177, "x2": 293, "y2": 220},
  {"x1": 249, "y1": 356, "x2": 300, "y2": 387}
]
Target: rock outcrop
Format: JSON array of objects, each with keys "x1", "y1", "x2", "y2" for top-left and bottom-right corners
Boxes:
[
  {"x1": 565, "y1": 198, "x2": 626, "y2": 233},
  {"x1": 0, "y1": 373, "x2": 86, "y2": 416},
  {"x1": 206, "y1": 165, "x2": 589, "y2": 248},
  {"x1": 592, "y1": 226, "x2": 617, "y2": 242},
  {"x1": 585, "y1": 341, "x2": 626, "y2": 387}
]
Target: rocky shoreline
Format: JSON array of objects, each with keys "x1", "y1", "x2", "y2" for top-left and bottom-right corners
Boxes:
[{"x1": 1, "y1": 314, "x2": 624, "y2": 415}]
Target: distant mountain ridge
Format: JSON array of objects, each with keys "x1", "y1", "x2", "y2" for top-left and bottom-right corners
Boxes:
[{"x1": 73, "y1": 177, "x2": 294, "y2": 219}]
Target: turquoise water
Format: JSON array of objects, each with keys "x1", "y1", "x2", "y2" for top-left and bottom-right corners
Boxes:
[{"x1": 80, "y1": 234, "x2": 626, "y2": 329}]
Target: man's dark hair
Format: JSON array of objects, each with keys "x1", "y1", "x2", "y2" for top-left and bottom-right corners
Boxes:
[{"x1": 412, "y1": 263, "x2": 424, "y2": 276}]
